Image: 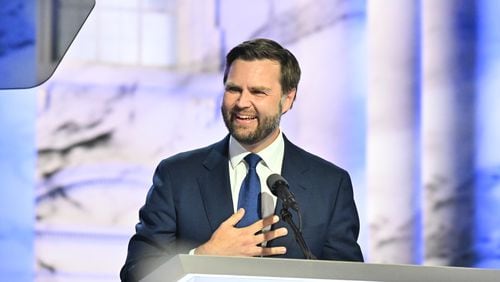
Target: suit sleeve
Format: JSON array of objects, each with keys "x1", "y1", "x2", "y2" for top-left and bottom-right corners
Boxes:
[
  {"x1": 120, "y1": 160, "x2": 181, "y2": 282},
  {"x1": 321, "y1": 170, "x2": 364, "y2": 261}
]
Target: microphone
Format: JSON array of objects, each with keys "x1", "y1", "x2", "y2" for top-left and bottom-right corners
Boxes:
[
  {"x1": 266, "y1": 174, "x2": 299, "y2": 211},
  {"x1": 267, "y1": 173, "x2": 316, "y2": 259}
]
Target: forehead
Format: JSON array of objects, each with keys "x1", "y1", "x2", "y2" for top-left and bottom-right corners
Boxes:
[{"x1": 226, "y1": 59, "x2": 281, "y2": 86}]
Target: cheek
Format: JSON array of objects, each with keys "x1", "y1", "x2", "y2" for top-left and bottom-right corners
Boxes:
[{"x1": 222, "y1": 94, "x2": 233, "y2": 109}]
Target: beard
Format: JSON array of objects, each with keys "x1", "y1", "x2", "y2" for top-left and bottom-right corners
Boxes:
[{"x1": 221, "y1": 103, "x2": 282, "y2": 146}]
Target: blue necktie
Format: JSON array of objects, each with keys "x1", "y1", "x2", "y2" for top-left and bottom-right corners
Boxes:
[{"x1": 236, "y1": 153, "x2": 262, "y2": 227}]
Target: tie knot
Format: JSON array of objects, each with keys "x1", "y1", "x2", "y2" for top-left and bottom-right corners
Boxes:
[{"x1": 244, "y1": 153, "x2": 261, "y2": 169}]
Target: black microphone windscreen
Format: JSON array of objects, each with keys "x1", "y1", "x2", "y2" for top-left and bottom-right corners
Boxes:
[{"x1": 266, "y1": 174, "x2": 288, "y2": 195}]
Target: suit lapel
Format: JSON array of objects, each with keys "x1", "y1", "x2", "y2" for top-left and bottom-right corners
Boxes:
[
  {"x1": 281, "y1": 136, "x2": 310, "y2": 200},
  {"x1": 271, "y1": 136, "x2": 310, "y2": 252},
  {"x1": 198, "y1": 136, "x2": 234, "y2": 232}
]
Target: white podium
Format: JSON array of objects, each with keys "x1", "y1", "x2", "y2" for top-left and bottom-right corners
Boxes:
[{"x1": 141, "y1": 254, "x2": 500, "y2": 282}]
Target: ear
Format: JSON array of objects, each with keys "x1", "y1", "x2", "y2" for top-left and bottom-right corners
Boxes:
[{"x1": 281, "y1": 88, "x2": 297, "y2": 114}]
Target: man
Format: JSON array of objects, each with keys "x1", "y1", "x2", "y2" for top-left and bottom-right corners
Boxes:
[{"x1": 121, "y1": 38, "x2": 363, "y2": 281}]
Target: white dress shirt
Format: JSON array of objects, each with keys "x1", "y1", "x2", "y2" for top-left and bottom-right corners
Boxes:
[{"x1": 228, "y1": 130, "x2": 285, "y2": 218}]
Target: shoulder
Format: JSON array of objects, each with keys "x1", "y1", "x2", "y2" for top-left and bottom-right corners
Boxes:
[
  {"x1": 284, "y1": 136, "x2": 349, "y2": 179},
  {"x1": 157, "y1": 136, "x2": 229, "y2": 172}
]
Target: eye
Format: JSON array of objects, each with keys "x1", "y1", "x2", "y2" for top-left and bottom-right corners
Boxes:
[
  {"x1": 225, "y1": 86, "x2": 241, "y2": 93},
  {"x1": 252, "y1": 89, "x2": 268, "y2": 96}
]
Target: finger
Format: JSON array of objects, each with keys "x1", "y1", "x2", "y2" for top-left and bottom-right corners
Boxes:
[
  {"x1": 264, "y1": 227, "x2": 288, "y2": 242},
  {"x1": 224, "y1": 208, "x2": 245, "y2": 226},
  {"x1": 262, "y1": 213, "x2": 278, "y2": 223},
  {"x1": 254, "y1": 227, "x2": 288, "y2": 244},
  {"x1": 262, "y1": 214, "x2": 279, "y2": 226},
  {"x1": 260, "y1": 246, "x2": 287, "y2": 256},
  {"x1": 248, "y1": 214, "x2": 279, "y2": 233}
]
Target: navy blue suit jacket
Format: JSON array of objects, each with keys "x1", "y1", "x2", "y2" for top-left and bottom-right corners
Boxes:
[{"x1": 121, "y1": 135, "x2": 363, "y2": 281}]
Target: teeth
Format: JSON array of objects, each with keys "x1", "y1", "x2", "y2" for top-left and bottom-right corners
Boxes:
[{"x1": 237, "y1": 114, "x2": 256, "y2": 120}]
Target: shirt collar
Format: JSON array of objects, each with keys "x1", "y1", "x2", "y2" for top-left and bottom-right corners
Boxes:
[{"x1": 229, "y1": 131, "x2": 285, "y2": 172}]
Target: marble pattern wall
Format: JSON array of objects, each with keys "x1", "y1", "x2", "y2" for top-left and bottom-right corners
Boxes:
[
  {"x1": 28, "y1": 0, "x2": 500, "y2": 281},
  {"x1": 422, "y1": 0, "x2": 476, "y2": 266},
  {"x1": 475, "y1": 0, "x2": 500, "y2": 268},
  {"x1": 34, "y1": 0, "x2": 368, "y2": 280},
  {"x1": 367, "y1": 0, "x2": 420, "y2": 264},
  {"x1": 35, "y1": 66, "x2": 224, "y2": 281}
]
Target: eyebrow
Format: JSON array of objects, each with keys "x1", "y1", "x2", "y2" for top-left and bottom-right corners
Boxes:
[
  {"x1": 224, "y1": 81, "x2": 273, "y2": 94},
  {"x1": 248, "y1": 86, "x2": 272, "y2": 93},
  {"x1": 224, "y1": 82, "x2": 241, "y2": 90},
  {"x1": 225, "y1": 82, "x2": 271, "y2": 91}
]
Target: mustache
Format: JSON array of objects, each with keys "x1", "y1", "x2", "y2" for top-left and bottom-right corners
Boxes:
[
  {"x1": 232, "y1": 111, "x2": 257, "y2": 116},
  {"x1": 229, "y1": 107, "x2": 258, "y2": 117}
]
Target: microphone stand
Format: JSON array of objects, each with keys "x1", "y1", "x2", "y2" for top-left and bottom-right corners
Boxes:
[{"x1": 280, "y1": 204, "x2": 316, "y2": 260}]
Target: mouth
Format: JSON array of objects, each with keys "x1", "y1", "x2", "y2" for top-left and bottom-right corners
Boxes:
[{"x1": 234, "y1": 113, "x2": 258, "y2": 121}]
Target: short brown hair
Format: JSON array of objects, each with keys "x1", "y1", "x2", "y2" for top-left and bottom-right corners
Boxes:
[{"x1": 223, "y1": 38, "x2": 301, "y2": 95}]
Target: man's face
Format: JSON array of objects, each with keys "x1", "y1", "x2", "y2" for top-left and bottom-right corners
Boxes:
[{"x1": 221, "y1": 59, "x2": 295, "y2": 150}]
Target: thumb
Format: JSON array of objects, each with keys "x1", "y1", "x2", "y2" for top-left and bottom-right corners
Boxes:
[{"x1": 225, "y1": 208, "x2": 245, "y2": 226}]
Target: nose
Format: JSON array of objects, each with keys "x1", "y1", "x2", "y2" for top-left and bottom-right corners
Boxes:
[{"x1": 235, "y1": 90, "x2": 252, "y2": 108}]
